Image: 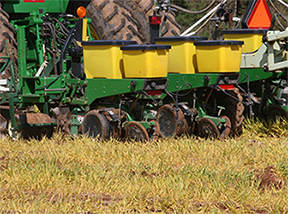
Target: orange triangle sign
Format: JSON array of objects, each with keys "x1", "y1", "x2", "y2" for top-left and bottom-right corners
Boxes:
[{"x1": 247, "y1": 0, "x2": 272, "y2": 29}]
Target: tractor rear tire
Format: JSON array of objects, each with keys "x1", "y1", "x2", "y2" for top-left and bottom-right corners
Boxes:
[
  {"x1": 0, "y1": 4, "x2": 17, "y2": 79},
  {"x1": 217, "y1": 88, "x2": 245, "y2": 136},
  {"x1": 86, "y1": 0, "x2": 146, "y2": 43},
  {"x1": 86, "y1": 0, "x2": 181, "y2": 44}
]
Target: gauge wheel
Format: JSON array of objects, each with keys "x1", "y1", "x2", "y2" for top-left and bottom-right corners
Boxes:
[
  {"x1": 82, "y1": 110, "x2": 111, "y2": 140},
  {"x1": 156, "y1": 105, "x2": 177, "y2": 138}
]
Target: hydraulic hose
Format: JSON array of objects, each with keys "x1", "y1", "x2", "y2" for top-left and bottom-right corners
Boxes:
[{"x1": 165, "y1": 0, "x2": 217, "y2": 14}]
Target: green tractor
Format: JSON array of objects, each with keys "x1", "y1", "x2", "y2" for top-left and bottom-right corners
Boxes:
[{"x1": 0, "y1": 0, "x2": 246, "y2": 141}]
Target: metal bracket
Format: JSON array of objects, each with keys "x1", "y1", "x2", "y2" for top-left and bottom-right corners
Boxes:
[{"x1": 99, "y1": 108, "x2": 119, "y2": 122}]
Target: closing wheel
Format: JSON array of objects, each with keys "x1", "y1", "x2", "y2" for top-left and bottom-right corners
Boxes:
[
  {"x1": 265, "y1": 105, "x2": 288, "y2": 122},
  {"x1": 156, "y1": 105, "x2": 177, "y2": 138},
  {"x1": 148, "y1": 120, "x2": 160, "y2": 141},
  {"x1": 219, "y1": 116, "x2": 231, "y2": 140},
  {"x1": 82, "y1": 110, "x2": 111, "y2": 140},
  {"x1": 198, "y1": 117, "x2": 220, "y2": 139},
  {"x1": 125, "y1": 121, "x2": 149, "y2": 142}
]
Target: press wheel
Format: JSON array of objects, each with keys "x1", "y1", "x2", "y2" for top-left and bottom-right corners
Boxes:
[
  {"x1": 125, "y1": 121, "x2": 149, "y2": 142},
  {"x1": 82, "y1": 110, "x2": 111, "y2": 140},
  {"x1": 198, "y1": 117, "x2": 220, "y2": 139}
]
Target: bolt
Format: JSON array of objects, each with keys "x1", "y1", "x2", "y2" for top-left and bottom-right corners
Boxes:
[
  {"x1": 204, "y1": 75, "x2": 210, "y2": 82},
  {"x1": 130, "y1": 80, "x2": 137, "y2": 88},
  {"x1": 151, "y1": 82, "x2": 157, "y2": 88}
]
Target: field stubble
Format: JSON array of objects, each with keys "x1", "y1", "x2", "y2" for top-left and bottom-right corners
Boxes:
[{"x1": 0, "y1": 119, "x2": 287, "y2": 213}]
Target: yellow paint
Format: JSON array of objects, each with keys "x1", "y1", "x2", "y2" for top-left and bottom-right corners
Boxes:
[
  {"x1": 83, "y1": 45, "x2": 124, "y2": 79},
  {"x1": 224, "y1": 33, "x2": 263, "y2": 53},
  {"x1": 82, "y1": 18, "x2": 88, "y2": 41},
  {"x1": 156, "y1": 40, "x2": 198, "y2": 74},
  {"x1": 196, "y1": 45, "x2": 242, "y2": 73},
  {"x1": 122, "y1": 49, "x2": 169, "y2": 78}
]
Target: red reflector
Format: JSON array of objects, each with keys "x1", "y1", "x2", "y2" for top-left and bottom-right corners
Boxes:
[
  {"x1": 149, "y1": 16, "x2": 161, "y2": 25},
  {"x1": 24, "y1": 0, "x2": 45, "y2": 2},
  {"x1": 218, "y1": 85, "x2": 234, "y2": 90},
  {"x1": 145, "y1": 90, "x2": 162, "y2": 96}
]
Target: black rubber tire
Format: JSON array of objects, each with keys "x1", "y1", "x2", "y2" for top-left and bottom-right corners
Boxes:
[
  {"x1": 86, "y1": 0, "x2": 146, "y2": 43},
  {"x1": 82, "y1": 110, "x2": 111, "y2": 140},
  {"x1": 156, "y1": 105, "x2": 177, "y2": 138},
  {"x1": 86, "y1": 0, "x2": 181, "y2": 44},
  {"x1": 0, "y1": 4, "x2": 17, "y2": 79}
]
